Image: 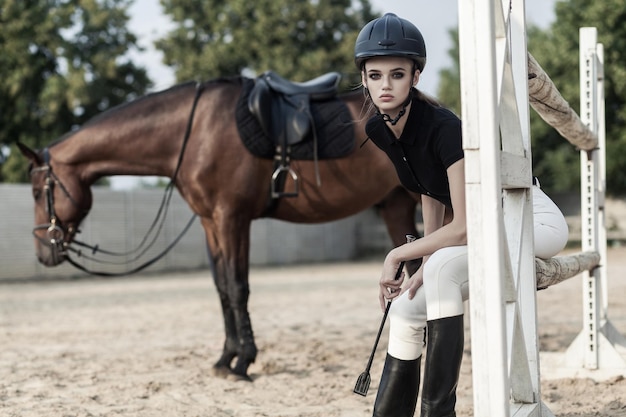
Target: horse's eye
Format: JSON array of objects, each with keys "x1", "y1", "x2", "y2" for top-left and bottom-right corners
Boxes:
[{"x1": 33, "y1": 189, "x2": 42, "y2": 201}]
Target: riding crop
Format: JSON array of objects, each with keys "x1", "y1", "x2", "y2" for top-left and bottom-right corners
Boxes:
[{"x1": 353, "y1": 234, "x2": 417, "y2": 396}]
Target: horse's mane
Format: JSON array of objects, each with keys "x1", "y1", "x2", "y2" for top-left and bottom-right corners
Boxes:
[{"x1": 51, "y1": 76, "x2": 244, "y2": 146}]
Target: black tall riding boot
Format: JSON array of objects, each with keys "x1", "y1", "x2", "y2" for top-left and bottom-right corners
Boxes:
[
  {"x1": 420, "y1": 315, "x2": 464, "y2": 417},
  {"x1": 372, "y1": 354, "x2": 421, "y2": 417}
]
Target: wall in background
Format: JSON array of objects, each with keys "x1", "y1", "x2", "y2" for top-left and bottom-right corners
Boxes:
[{"x1": 0, "y1": 185, "x2": 392, "y2": 281}]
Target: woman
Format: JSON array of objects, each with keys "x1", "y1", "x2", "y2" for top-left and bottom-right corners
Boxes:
[{"x1": 355, "y1": 13, "x2": 568, "y2": 417}]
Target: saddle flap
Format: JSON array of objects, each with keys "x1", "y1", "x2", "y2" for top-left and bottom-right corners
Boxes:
[
  {"x1": 274, "y1": 93, "x2": 311, "y2": 145},
  {"x1": 288, "y1": 109, "x2": 310, "y2": 142},
  {"x1": 247, "y1": 78, "x2": 273, "y2": 138},
  {"x1": 249, "y1": 76, "x2": 313, "y2": 145}
]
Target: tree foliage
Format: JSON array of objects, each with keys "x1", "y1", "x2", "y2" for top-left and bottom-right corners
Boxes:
[
  {"x1": 155, "y1": 0, "x2": 377, "y2": 89},
  {"x1": 528, "y1": 0, "x2": 626, "y2": 196},
  {"x1": 436, "y1": 27, "x2": 460, "y2": 115},
  {"x1": 436, "y1": 0, "x2": 626, "y2": 195},
  {"x1": 0, "y1": 0, "x2": 151, "y2": 183}
]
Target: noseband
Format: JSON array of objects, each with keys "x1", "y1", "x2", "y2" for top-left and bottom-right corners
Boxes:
[{"x1": 30, "y1": 147, "x2": 88, "y2": 263}]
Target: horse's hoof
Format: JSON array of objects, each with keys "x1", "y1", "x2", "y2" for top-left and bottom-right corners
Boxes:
[
  {"x1": 210, "y1": 365, "x2": 233, "y2": 379},
  {"x1": 210, "y1": 365, "x2": 252, "y2": 382},
  {"x1": 226, "y1": 371, "x2": 252, "y2": 382}
]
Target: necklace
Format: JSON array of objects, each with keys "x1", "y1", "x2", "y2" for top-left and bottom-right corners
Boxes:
[{"x1": 376, "y1": 93, "x2": 412, "y2": 125}]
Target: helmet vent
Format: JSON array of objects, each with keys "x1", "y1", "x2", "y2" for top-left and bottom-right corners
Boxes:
[{"x1": 378, "y1": 39, "x2": 396, "y2": 47}]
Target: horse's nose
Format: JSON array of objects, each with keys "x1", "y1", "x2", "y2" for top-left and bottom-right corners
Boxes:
[
  {"x1": 36, "y1": 244, "x2": 64, "y2": 267},
  {"x1": 37, "y1": 252, "x2": 54, "y2": 266}
]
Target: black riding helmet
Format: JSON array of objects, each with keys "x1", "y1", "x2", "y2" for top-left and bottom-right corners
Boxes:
[{"x1": 354, "y1": 13, "x2": 427, "y2": 72}]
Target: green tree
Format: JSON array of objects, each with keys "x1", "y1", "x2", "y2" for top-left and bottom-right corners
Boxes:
[
  {"x1": 436, "y1": 27, "x2": 460, "y2": 115},
  {"x1": 155, "y1": 0, "x2": 377, "y2": 89},
  {"x1": 525, "y1": 25, "x2": 581, "y2": 193},
  {"x1": 0, "y1": 0, "x2": 151, "y2": 183},
  {"x1": 528, "y1": 0, "x2": 626, "y2": 196},
  {"x1": 436, "y1": 1, "x2": 626, "y2": 195}
]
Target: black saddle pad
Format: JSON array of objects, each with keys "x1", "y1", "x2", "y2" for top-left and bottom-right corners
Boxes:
[{"x1": 235, "y1": 78, "x2": 355, "y2": 160}]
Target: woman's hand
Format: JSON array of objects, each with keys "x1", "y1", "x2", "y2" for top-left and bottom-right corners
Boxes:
[
  {"x1": 403, "y1": 267, "x2": 424, "y2": 300},
  {"x1": 378, "y1": 254, "x2": 405, "y2": 311}
]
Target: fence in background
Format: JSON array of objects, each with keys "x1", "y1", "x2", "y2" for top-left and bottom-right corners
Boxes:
[
  {"x1": 0, "y1": 184, "x2": 391, "y2": 281},
  {"x1": 1, "y1": 183, "x2": 620, "y2": 281}
]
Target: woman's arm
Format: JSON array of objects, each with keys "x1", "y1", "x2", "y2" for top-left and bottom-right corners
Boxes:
[
  {"x1": 421, "y1": 193, "x2": 446, "y2": 237},
  {"x1": 388, "y1": 159, "x2": 466, "y2": 263},
  {"x1": 378, "y1": 159, "x2": 467, "y2": 308},
  {"x1": 397, "y1": 194, "x2": 445, "y2": 301}
]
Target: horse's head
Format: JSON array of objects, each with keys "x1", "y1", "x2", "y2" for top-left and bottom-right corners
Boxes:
[{"x1": 18, "y1": 142, "x2": 93, "y2": 266}]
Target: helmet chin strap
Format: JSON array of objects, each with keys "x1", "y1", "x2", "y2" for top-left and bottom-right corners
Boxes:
[{"x1": 373, "y1": 90, "x2": 413, "y2": 126}]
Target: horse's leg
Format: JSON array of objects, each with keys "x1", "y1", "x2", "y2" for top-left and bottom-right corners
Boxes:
[
  {"x1": 201, "y1": 216, "x2": 257, "y2": 381},
  {"x1": 204, "y1": 232, "x2": 238, "y2": 377},
  {"x1": 378, "y1": 187, "x2": 422, "y2": 275}
]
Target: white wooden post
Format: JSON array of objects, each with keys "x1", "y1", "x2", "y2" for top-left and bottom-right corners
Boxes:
[
  {"x1": 459, "y1": 0, "x2": 549, "y2": 415},
  {"x1": 458, "y1": 0, "x2": 508, "y2": 413}
]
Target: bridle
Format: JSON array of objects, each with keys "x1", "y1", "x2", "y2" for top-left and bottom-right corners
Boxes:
[
  {"x1": 30, "y1": 147, "x2": 88, "y2": 265},
  {"x1": 29, "y1": 82, "x2": 204, "y2": 277}
]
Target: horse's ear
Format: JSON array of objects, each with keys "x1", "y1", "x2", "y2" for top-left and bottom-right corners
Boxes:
[{"x1": 17, "y1": 142, "x2": 42, "y2": 165}]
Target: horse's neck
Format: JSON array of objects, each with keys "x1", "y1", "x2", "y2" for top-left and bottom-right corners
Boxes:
[
  {"x1": 57, "y1": 126, "x2": 178, "y2": 185},
  {"x1": 56, "y1": 89, "x2": 194, "y2": 184}
]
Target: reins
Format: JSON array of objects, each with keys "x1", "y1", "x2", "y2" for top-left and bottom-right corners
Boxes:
[{"x1": 59, "y1": 82, "x2": 204, "y2": 277}]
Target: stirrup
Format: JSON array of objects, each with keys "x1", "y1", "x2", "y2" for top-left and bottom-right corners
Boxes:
[{"x1": 271, "y1": 164, "x2": 299, "y2": 198}]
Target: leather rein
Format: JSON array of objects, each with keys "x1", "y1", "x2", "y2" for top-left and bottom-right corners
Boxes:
[{"x1": 31, "y1": 82, "x2": 204, "y2": 277}]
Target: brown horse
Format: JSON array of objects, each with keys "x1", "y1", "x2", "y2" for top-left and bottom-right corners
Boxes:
[{"x1": 18, "y1": 75, "x2": 420, "y2": 380}]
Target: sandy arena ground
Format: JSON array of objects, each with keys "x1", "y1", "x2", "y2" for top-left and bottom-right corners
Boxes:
[{"x1": 2, "y1": 248, "x2": 626, "y2": 417}]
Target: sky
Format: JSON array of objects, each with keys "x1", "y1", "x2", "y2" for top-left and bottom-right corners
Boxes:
[
  {"x1": 127, "y1": 0, "x2": 557, "y2": 94},
  {"x1": 118, "y1": 0, "x2": 557, "y2": 189}
]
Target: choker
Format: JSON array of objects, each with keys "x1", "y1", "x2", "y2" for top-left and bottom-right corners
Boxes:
[{"x1": 376, "y1": 92, "x2": 413, "y2": 126}]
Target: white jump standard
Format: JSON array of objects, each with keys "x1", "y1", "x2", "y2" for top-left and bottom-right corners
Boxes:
[{"x1": 458, "y1": 1, "x2": 624, "y2": 416}]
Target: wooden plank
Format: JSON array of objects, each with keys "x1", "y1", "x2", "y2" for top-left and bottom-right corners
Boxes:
[
  {"x1": 527, "y1": 53, "x2": 598, "y2": 151},
  {"x1": 535, "y1": 251, "x2": 601, "y2": 289}
]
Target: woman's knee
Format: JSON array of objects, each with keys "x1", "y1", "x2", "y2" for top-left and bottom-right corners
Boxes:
[
  {"x1": 423, "y1": 246, "x2": 468, "y2": 286},
  {"x1": 387, "y1": 289, "x2": 427, "y2": 360},
  {"x1": 388, "y1": 287, "x2": 427, "y2": 323},
  {"x1": 422, "y1": 246, "x2": 468, "y2": 319}
]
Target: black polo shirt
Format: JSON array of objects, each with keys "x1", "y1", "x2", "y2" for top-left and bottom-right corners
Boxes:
[{"x1": 365, "y1": 96, "x2": 463, "y2": 208}]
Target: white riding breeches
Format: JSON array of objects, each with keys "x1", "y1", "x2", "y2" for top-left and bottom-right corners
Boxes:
[
  {"x1": 532, "y1": 185, "x2": 569, "y2": 259},
  {"x1": 386, "y1": 185, "x2": 569, "y2": 360},
  {"x1": 387, "y1": 246, "x2": 469, "y2": 360}
]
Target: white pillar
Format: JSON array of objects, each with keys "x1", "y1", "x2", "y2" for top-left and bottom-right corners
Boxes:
[
  {"x1": 558, "y1": 27, "x2": 626, "y2": 377},
  {"x1": 459, "y1": 0, "x2": 553, "y2": 415}
]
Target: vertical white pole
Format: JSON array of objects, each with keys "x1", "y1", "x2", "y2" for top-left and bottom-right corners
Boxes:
[
  {"x1": 555, "y1": 28, "x2": 625, "y2": 377},
  {"x1": 506, "y1": 0, "x2": 544, "y2": 403},
  {"x1": 579, "y1": 27, "x2": 600, "y2": 369},
  {"x1": 459, "y1": 0, "x2": 510, "y2": 415},
  {"x1": 595, "y1": 43, "x2": 608, "y2": 322}
]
